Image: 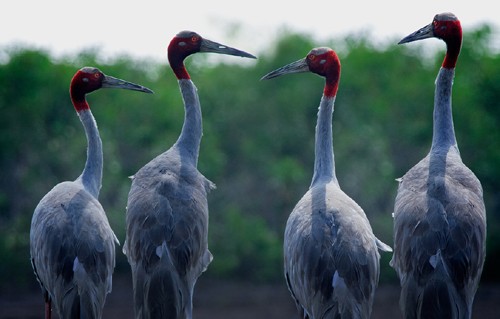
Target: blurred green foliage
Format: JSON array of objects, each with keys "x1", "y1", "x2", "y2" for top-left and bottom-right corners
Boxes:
[{"x1": 0, "y1": 26, "x2": 499, "y2": 290}]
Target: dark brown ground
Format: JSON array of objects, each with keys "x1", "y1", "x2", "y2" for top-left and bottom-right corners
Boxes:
[{"x1": 2, "y1": 275, "x2": 499, "y2": 318}]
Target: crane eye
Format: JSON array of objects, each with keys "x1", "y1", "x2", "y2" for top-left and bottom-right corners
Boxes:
[
  {"x1": 191, "y1": 36, "x2": 199, "y2": 42},
  {"x1": 94, "y1": 73, "x2": 100, "y2": 78},
  {"x1": 308, "y1": 54, "x2": 316, "y2": 61}
]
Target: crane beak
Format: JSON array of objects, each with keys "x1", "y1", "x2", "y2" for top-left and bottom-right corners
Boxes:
[
  {"x1": 261, "y1": 58, "x2": 310, "y2": 80},
  {"x1": 398, "y1": 23, "x2": 434, "y2": 44},
  {"x1": 102, "y1": 75, "x2": 154, "y2": 94},
  {"x1": 199, "y1": 38, "x2": 256, "y2": 59}
]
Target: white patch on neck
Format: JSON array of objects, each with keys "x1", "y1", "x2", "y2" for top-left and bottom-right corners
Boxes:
[
  {"x1": 73, "y1": 256, "x2": 87, "y2": 282},
  {"x1": 156, "y1": 241, "x2": 175, "y2": 267},
  {"x1": 332, "y1": 270, "x2": 346, "y2": 289},
  {"x1": 73, "y1": 256, "x2": 81, "y2": 272},
  {"x1": 429, "y1": 249, "x2": 442, "y2": 269}
]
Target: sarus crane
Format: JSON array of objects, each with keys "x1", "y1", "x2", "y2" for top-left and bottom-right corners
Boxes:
[
  {"x1": 262, "y1": 47, "x2": 392, "y2": 319},
  {"x1": 30, "y1": 67, "x2": 152, "y2": 319},
  {"x1": 390, "y1": 12, "x2": 487, "y2": 319},
  {"x1": 123, "y1": 31, "x2": 256, "y2": 319}
]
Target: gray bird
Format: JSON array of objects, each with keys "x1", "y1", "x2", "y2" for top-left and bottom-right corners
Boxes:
[
  {"x1": 390, "y1": 13, "x2": 487, "y2": 319},
  {"x1": 262, "y1": 48, "x2": 392, "y2": 319},
  {"x1": 30, "y1": 67, "x2": 152, "y2": 319},
  {"x1": 123, "y1": 31, "x2": 256, "y2": 319}
]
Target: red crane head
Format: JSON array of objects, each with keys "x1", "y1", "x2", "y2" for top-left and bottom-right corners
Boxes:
[
  {"x1": 167, "y1": 30, "x2": 256, "y2": 79},
  {"x1": 261, "y1": 47, "x2": 341, "y2": 97},
  {"x1": 70, "y1": 67, "x2": 153, "y2": 112},
  {"x1": 399, "y1": 12, "x2": 462, "y2": 69}
]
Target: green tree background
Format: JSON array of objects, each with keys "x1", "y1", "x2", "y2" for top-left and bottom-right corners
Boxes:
[{"x1": 0, "y1": 26, "x2": 498, "y2": 291}]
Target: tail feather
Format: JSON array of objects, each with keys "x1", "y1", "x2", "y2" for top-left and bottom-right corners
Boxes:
[
  {"x1": 401, "y1": 254, "x2": 469, "y2": 319},
  {"x1": 59, "y1": 288, "x2": 103, "y2": 319},
  {"x1": 419, "y1": 280, "x2": 460, "y2": 319},
  {"x1": 132, "y1": 244, "x2": 193, "y2": 319},
  {"x1": 147, "y1": 268, "x2": 181, "y2": 318},
  {"x1": 64, "y1": 257, "x2": 108, "y2": 319}
]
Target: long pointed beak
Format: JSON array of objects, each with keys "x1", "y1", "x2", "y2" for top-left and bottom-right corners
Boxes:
[
  {"x1": 200, "y1": 38, "x2": 256, "y2": 59},
  {"x1": 261, "y1": 58, "x2": 310, "y2": 80},
  {"x1": 102, "y1": 75, "x2": 154, "y2": 94},
  {"x1": 398, "y1": 23, "x2": 435, "y2": 44}
]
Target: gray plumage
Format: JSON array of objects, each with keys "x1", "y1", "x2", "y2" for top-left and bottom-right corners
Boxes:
[
  {"x1": 263, "y1": 48, "x2": 391, "y2": 319},
  {"x1": 390, "y1": 13, "x2": 486, "y2": 319},
  {"x1": 30, "y1": 67, "x2": 152, "y2": 319},
  {"x1": 124, "y1": 80, "x2": 214, "y2": 319},
  {"x1": 123, "y1": 31, "x2": 255, "y2": 319},
  {"x1": 30, "y1": 178, "x2": 118, "y2": 318}
]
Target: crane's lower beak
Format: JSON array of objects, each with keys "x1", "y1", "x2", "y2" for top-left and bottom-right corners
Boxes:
[
  {"x1": 102, "y1": 75, "x2": 154, "y2": 94},
  {"x1": 200, "y1": 38, "x2": 256, "y2": 59},
  {"x1": 398, "y1": 23, "x2": 434, "y2": 44},
  {"x1": 261, "y1": 58, "x2": 310, "y2": 80}
]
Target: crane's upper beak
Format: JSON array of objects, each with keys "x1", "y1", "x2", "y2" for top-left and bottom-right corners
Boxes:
[
  {"x1": 102, "y1": 75, "x2": 154, "y2": 94},
  {"x1": 261, "y1": 58, "x2": 310, "y2": 80},
  {"x1": 398, "y1": 23, "x2": 435, "y2": 44},
  {"x1": 199, "y1": 38, "x2": 256, "y2": 59}
]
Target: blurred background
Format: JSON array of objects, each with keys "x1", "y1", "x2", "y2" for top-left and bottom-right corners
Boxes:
[{"x1": 1, "y1": 1, "x2": 499, "y2": 318}]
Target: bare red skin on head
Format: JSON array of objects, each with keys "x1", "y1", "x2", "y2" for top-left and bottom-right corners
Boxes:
[
  {"x1": 70, "y1": 70, "x2": 104, "y2": 112},
  {"x1": 307, "y1": 50, "x2": 341, "y2": 97},
  {"x1": 434, "y1": 19, "x2": 463, "y2": 69},
  {"x1": 168, "y1": 33, "x2": 203, "y2": 80}
]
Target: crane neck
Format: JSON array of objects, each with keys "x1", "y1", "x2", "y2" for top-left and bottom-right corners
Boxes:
[
  {"x1": 431, "y1": 67, "x2": 458, "y2": 153},
  {"x1": 174, "y1": 79, "x2": 202, "y2": 166},
  {"x1": 442, "y1": 30, "x2": 462, "y2": 69},
  {"x1": 77, "y1": 109, "x2": 102, "y2": 198},
  {"x1": 311, "y1": 95, "x2": 338, "y2": 187},
  {"x1": 168, "y1": 37, "x2": 192, "y2": 80}
]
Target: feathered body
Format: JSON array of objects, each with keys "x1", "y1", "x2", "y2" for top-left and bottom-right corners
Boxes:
[
  {"x1": 284, "y1": 171, "x2": 385, "y2": 318},
  {"x1": 391, "y1": 13, "x2": 486, "y2": 319},
  {"x1": 263, "y1": 48, "x2": 391, "y2": 319},
  {"x1": 124, "y1": 80, "x2": 214, "y2": 319},
  {"x1": 124, "y1": 31, "x2": 255, "y2": 319},
  {"x1": 31, "y1": 176, "x2": 117, "y2": 318},
  {"x1": 30, "y1": 67, "x2": 152, "y2": 319}
]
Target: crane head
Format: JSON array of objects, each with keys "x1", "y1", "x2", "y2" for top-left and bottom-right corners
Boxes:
[
  {"x1": 398, "y1": 12, "x2": 462, "y2": 45},
  {"x1": 398, "y1": 12, "x2": 462, "y2": 69},
  {"x1": 70, "y1": 67, "x2": 153, "y2": 111},
  {"x1": 261, "y1": 47, "x2": 340, "y2": 80},
  {"x1": 72, "y1": 67, "x2": 153, "y2": 95},
  {"x1": 168, "y1": 31, "x2": 256, "y2": 79},
  {"x1": 261, "y1": 47, "x2": 341, "y2": 97},
  {"x1": 168, "y1": 31, "x2": 256, "y2": 60}
]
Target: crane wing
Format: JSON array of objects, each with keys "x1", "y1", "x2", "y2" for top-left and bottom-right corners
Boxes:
[
  {"x1": 30, "y1": 181, "x2": 117, "y2": 317},
  {"x1": 284, "y1": 183, "x2": 381, "y2": 318},
  {"x1": 125, "y1": 155, "x2": 213, "y2": 277},
  {"x1": 391, "y1": 154, "x2": 486, "y2": 315}
]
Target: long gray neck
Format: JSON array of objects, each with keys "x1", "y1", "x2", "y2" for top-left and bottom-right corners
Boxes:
[
  {"x1": 174, "y1": 79, "x2": 203, "y2": 166},
  {"x1": 311, "y1": 95, "x2": 338, "y2": 187},
  {"x1": 431, "y1": 68, "x2": 458, "y2": 153},
  {"x1": 78, "y1": 110, "x2": 102, "y2": 199}
]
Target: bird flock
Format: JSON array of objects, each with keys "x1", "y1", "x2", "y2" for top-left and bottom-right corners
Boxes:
[{"x1": 29, "y1": 12, "x2": 486, "y2": 319}]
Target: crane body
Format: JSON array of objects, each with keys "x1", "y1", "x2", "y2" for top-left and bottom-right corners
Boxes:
[
  {"x1": 124, "y1": 31, "x2": 255, "y2": 319},
  {"x1": 125, "y1": 79, "x2": 214, "y2": 319},
  {"x1": 262, "y1": 48, "x2": 391, "y2": 319},
  {"x1": 31, "y1": 178, "x2": 117, "y2": 318},
  {"x1": 30, "y1": 67, "x2": 152, "y2": 319},
  {"x1": 391, "y1": 13, "x2": 486, "y2": 319}
]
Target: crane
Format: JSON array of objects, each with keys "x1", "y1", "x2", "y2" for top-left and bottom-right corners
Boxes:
[
  {"x1": 262, "y1": 47, "x2": 392, "y2": 319},
  {"x1": 123, "y1": 31, "x2": 256, "y2": 319},
  {"x1": 390, "y1": 13, "x2": 487, "y2": 319},
  {"x1": 30, "y1": 67, "x2": 153, "y2": 319}
]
